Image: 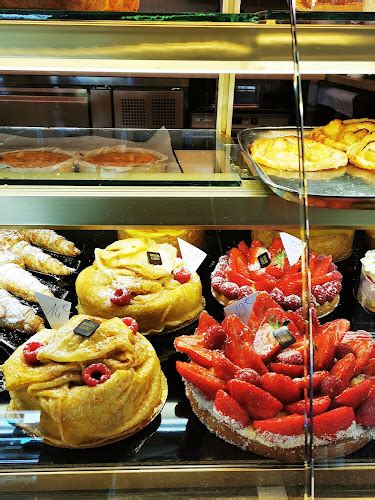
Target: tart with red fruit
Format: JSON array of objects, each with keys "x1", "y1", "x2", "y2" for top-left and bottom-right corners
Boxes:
[
  {"x1": 175, "y1": 292, "x2": 374, "y2": 461},
  {"x1": 211, "y1": 237, "x2": 342, "y2": 318}
]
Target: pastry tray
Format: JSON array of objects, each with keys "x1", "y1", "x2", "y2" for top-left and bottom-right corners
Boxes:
[{"x1": 238, "y1": 127, "x2": 375, "y2": 210}]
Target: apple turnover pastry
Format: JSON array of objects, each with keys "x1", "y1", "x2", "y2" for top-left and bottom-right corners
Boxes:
[
  {"x1": 0, "y1": 250, "x2": 53, "y2": 302},
  {"x1": 250, "y1": 136, "x2": 348, "y2": 171},
  {"x1": 0, "y1": 230, "x2": 74, "y2": 275},
  {"x1": 0, "y1": 289, "x2": 44, "y2": 333},
  {"x1": 309, "y1": 119, "x2": 375, "y2": 152},
  {"x1": 347, "y1": 132, "x2": 375, "y2": 171},
  {"x1": 3, "y1": 315, "x2": 167, "y2": 448},
  {"x1": 76, "y1": 238, "x2": 204, "y2": 335},
  {"x1": 22, "y1": 229, "x2": 80, "y2": 257}
]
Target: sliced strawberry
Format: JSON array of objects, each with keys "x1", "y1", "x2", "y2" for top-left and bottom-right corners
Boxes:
[
  {"x1": 176, "y1": 361, "x2": 226, "y2": 400},
  {"x1": 286, "y1": 396, "x2": 330, "y2": 416},
  {"x1": 315, "y1": 319, "x2": 350, "y2": 344},
  {"x1": 311, "y1": 270, "x2": 342, "y2": 287},
  {"x1": 174, "y1": 336, "x2": 213, "y2": 369},
  {"x1": 252, "y1": 321, "x2": 281, "y2": 362},
  {"x1": 222, "y1": 314, "x2": 254, "y2": 345},
  {"x1": 247, "y1": 291, "x2": 281, "y2": 334},
  {"x1": 268, "y1": 237, "x2": 285, "y2": 257},
  {"x1": 313, "y1": 320, "x2": 349, "y2": 371},
  {"x1": 330, "y1": 353, "x2": 356, "y2": 387},
  {"x1": 196, "y1": 311, "x2": 220, "y2": 336},
  {"x1": 229, "y1": 247, "x2": 252, "y2": 279},
  {"x1": 262, "y1": 308, "x2": 300, "y2": 337},
  {"x1": 342, "y1": 331, "x2": 373, "y2": 376},
  {"x1": 223, "y1": 316, "x2": 267, "y2": 374},
  {"x1": 334, "y1": 379, "x2": 372, "y2": 408},
  {"x1": 227, "y1": 379, "x2": 282, "y2": 420},
  {"x1": 276, "y1": 273, "x2": 303, "y2": 296},
  {"x1": 296, "y1": 370, "x2": 329, "y2": 392},
  {"x1": 214, "y1": 389, "x2": 250, "y2": 428},
  {"x1": 284, "y1": 310, "x2": 306, "y2": 336},
  {"x1": 259, "y1": 372, "x2": 301, "y2": 404},
  {"x1": 314, "y1": 407, "x2": 355, "y2": 438},
  {"x1": 355, "y1": 387, "x2": 375, "y2": 427},
  {"x1": 253, "y1": 414, "x2": 305, "y2": 436},
  {"x1": 226, "y1": 269, "x2": 253, "y2": 288},
  {"x1": 363, "y1": 358, "x2": 375, "y2": 377},
  {"x1": 269, "y1": 362, "x2": 304, "y2": 378},
  {"x1": 254, "y1": 276, "x2": 278, "y2": 293},
  {"x1": 247, "y1": 241, "x2": 267, "y2": 266},
  {"x1": 266, "y1": 249, "x2": 287, "y2": 279},
  {"x1": 212, "y1": 352, "x2": 239, "y2": 381},
  {"x1": 312, "y1": 255, "x2": 332, "y2": 280},
  {"x1": 238, "y1": 241, "x2": 249, "y2": 257}
]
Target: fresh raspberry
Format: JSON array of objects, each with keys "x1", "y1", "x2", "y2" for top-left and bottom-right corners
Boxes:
[
  {"x1": 211, "y1": 276, "x2": 225, "y2": 292},
  {"x1": 110, "y1": 286, "x2": 131, "y2": 306},
  {"x1": 234, "y1": 368, "x2": 260, "y2": 385},
  {"x1": 320, "y1": 375, "x2": 345, "y2": 398},
  {"x1": 173, "y1": 267, "x2": 191, "y2": 284},
  {"x1": 270, "y1": 288, "x2": 285, "y2": 305},
  {"x1": 121, "y1": 317, "x2": 138, "y2": 334},
  {"x1": 202, "y1": 325, "x2": 227, "y2": 350},
  {"x1": 212, "y1": 269, "x2": 226, "y2": 279},
  {"x1": 312, "y1": 284, "x2": 326, "y2": 305},
  {"x1": 321, "y1": 282, "x2": 337, "y2": 302},
  {"x1": 219, "y1": 281, "x2": 240, "y2": 299},
  {"x1": 330, "y1": 281, "x2": 342, "y2": 294},
  {"x1": 238, "y1": 286, "x2": 253, "y2": 299},
  {"x1": 82, "y1": 363, "x2": 111, "y2": 386},
  {"x1": 328, "y1": 262, "x2": 337, "y2": 272},
  {"x1": 335, "y1": 343, "x2": 355, "y2": 360},
  {"x1": 23, "y1": 342, "x2": 44, "y2": 365},
  {"x1": 283, "y1": 294, "x2": 302, "y2": 311},
  {"x1": 275, "y1": 348, "x2": 304, "y2": 365}
]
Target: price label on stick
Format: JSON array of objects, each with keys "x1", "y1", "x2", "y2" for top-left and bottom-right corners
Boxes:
[
  {"x1": 280, "y1": 232, "x2": 305, "y2": 267},
  {"x1": 224, "y1": 293, "x2": 258, "y2": 325},
  {"x1": 35, "y1": 293, "x2": 71, "y2": 329},
  {"x1": 177, "y1": 238, "x2": 207, "y2": 273}
]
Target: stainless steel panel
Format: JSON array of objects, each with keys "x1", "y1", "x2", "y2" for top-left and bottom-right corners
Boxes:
[{"x1": 90, "y1": 89, "x2": 112, "y2": 128}]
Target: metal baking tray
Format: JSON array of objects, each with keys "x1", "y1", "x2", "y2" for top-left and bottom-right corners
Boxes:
[{"x1": 238, "y1": 127, "x2": 375, "y2": 209}]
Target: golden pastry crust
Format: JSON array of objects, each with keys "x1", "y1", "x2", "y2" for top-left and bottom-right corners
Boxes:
[
  {"x1": 3, "y1": 315, "x2": 167, "y2": 449},
  {"x1": 347, "y1": 132, "x2": 375, "y2": 171},
  {"x1": 0, "y1": 148, "x2": 75, "y2": 171},
  {"x1": 365, "y1": 230, "x2": 375, "y2": 250},
  {"x1": 250, "y1": 136, "x2": 348, "y2": 171},
  {"x1": 117, "y1": 228, "x2": 205, "y2": 250},
  {"x1": 309, "y1": 119, "x2": 375, "y2": 152},
  {"x1": 75, "y1": 239, "x2": 204, "y2": 335},
  {"x1": 251, "y1": 229, "x2": 354, "y2": 262}
]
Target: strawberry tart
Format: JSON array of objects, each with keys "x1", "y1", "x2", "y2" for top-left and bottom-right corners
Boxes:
[
  {"x1": 211, "y1": 237, "x2": 342, "y2": 318},
  {"x1": 175, "y1": 292, "x2": 374, "y2": 461}
]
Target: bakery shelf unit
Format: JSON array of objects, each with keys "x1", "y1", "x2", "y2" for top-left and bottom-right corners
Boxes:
[{"x1": 0, "y1": 5, "x2": 373, "y2": 500}]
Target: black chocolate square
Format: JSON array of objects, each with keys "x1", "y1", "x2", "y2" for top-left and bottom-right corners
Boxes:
[
  {"x1": 257, "y1": 252, "x2": 271, "y2": 268},
  {"x1": 73, "y1": 319, "x2": 100, "y2": 338},
  {"x1": 147, "y1": 251, "x2": 162, "y2": 265},
  {"x1": 273, "y1": 326, "x2": 296, "y2": 348}
]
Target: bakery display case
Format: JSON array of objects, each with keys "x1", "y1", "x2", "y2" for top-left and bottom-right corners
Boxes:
[{"x1": 0, "y1": 2, "x2": 373, "y2": 499}]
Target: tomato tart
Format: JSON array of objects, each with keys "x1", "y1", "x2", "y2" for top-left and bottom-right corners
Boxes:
[
  {"x1": 211, "y1": 237, "x2": 342, "y2": 318},
  {"x1": 175, "y1": 292, "x2": 374, "y2": 461}
]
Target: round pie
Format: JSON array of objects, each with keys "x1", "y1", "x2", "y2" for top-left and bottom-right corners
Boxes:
[{"x1": 0, "y1": 148, "x2": 75, "y2": 172}]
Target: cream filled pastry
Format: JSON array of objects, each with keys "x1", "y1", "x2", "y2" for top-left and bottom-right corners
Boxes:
[
  {"x1": 75, "y1": 239, "x2": 204, "y2": 335},
  {"x1": 3, "y1": 315, "x2": 167, "y2": 448}
]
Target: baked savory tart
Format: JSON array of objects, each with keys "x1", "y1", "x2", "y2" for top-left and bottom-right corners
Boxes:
[
  {"x1": 0, "y1": 148, "x2": 75, "y2": 172},
  {"x1": 117, "y1": 228, "x2": 205, "y2": 251},
  {"x1": 78, "y1": 146, "x2": 167, "y2": 173},
  {"x1": 309, "y1": 119, "x2": 375, "y2": 152},
  {"x1": 251, "y1": 229, "x2": 354, "y2": 262},
  {"x1": 211, "y1": 237, "x2": 342, "y2": 318},
  {"x1": 3, "y1": 314, "x2": 167, "y2": 448},
  {"x1": 76, "y1": 238, "x2": 204, "y2": 335},
  {"x1": 250, "y1": 136, "x2": 348, "y2": 171},
  {"x1": 175, "y1": 293, "x2": 375, "y2": 461},
  {"x1": 347, "y1": 132, "x2": 375, "y2": 171}
]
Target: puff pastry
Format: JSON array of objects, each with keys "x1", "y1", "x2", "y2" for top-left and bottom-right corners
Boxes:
[
  {"x1": 0, "y1": 250, "x2": 53, "y2": 302},
  {"x1": 250, "y1": 136, "x2": 348, "y2": 171},
  {"x1": 0, "y1": 230, "x2": 74, "y2": 275},
  {"x1": 309, "y1": 119, "x2": 375, "y2": 152},
  {"x1": 117, "y1": 228, "x2": 205, "y2": 250},
  {"x1": 347, "y1": 132, "x2": 375, "y2": 171},
  {"x1": 22, "y1": 229, "x2": 80, "y2": 257},
  {"x1": 0, "y1": 289, "x2": 44, "y2": 333},
  {"x1": 3, "y1": 315, "x2": 167, "y2": 448},
  {"x1": 76, "y1": 238, "x2": 204, "y2": 335}
]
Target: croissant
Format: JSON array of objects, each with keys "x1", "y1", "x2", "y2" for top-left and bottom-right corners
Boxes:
[
  {"x1": 0, "y1": 250, "x2": 53, "y2": 303},
  {"x1": 0, "y1": 289, "x2": 44, "y2": 333},
  {"x1": 347, "y1": 132, "x2": 375, "y2": 171},
  {"x1": 22, "y1": 229, "x2": 80, "y2": 257}
]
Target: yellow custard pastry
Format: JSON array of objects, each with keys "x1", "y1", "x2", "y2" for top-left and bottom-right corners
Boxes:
[
  {"x1": 347, "y1": 132, "x2": 375, "y2": 171},
  {"x1": 250, "y1": 136, "x2": 348, "y2": 171},
  {"x1": 3, "y1": 315, "x2": 167, "y2": 448},
  {"x1": 117, "y1": 228, "x2": 205, "y2": 250},
  {"x1": 251, "y1": 229, "x2": 354, "y2": 262},
  {"x1": 309, "y1": 119, "x2": 375, "y2": 152},
  {"x1": 76, "y1": 239, "x2": 204, "y2": 335}
]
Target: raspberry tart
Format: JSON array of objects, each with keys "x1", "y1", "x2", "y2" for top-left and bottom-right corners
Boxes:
[
  {"x1": 175, "y1": 292, "x2": 374, "y2": 461},
  {"x1": 211, "y1": 237, "x2": 342, "y2": 318}
]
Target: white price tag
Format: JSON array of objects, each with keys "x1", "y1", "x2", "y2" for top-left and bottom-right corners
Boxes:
[
  {"x1": 177, "y1": 238, "x2": 207, "y2": 273},
  {"x1": 35, "y1": 292, "x2": 71, "y2": 329},
  {"x1": 280, "y1": 232, "x2": 305, "y2": 267},
  {"x1": 224, "y1": 292, "x2": 258, "y2": 325}
]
